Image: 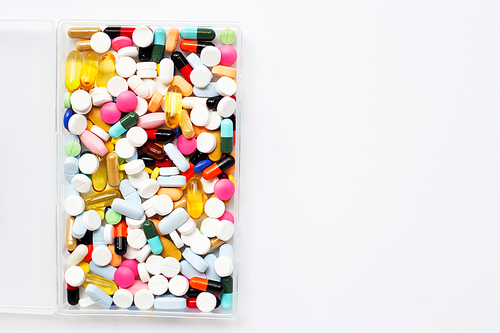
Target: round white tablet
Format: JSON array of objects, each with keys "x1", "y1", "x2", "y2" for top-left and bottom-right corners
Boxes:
[
  {"x1": 79, "y1": 153, "x2": 99, "y2": 174},
  {"x1": 137, "y1": 69, "x2": 157, "y2": 79},
  {"x1": 118, "y1": 46, "x2": 139, "y2": 58},
  {"x1": 64, "y1": 195, "x2": 85, "y2": 216},
  {"x1": 116, "y1": 56, "x2": 137, "y2": 78},
  {"x1": 92, "y1": 245, "x2": 112, "y2": 266},
  {"x1": 68, "y1": 114, "x2": 87, "y2": 135},
  {"x1": 113, "y1": 289, "x2": 133, "y2": 308},
  {"x1": 127, "y1": 228, "x2": 147, "y2": 249},
  {"x1": 190, "y1": 66, "x2": 212, "y2": 88},
  {"x1": 124, "y1": 159, "x2": 145, "y2": 175},
  {"x1": 138, "y1": 179, "x2": 160, "y2": 199},
  {"x1": 134, "y1": 289, "x2": 154, "y2": 310},
  {"x1": 138, "y1": 262, "x2": 151, "y2": 282},
  {"x1": 196, "y1": 292, "x2": 217, "y2": 312},
  {"x1": 217, "y1": 96, "x2": 237, "y2": 117},
  {"x1": 177, "y1": 218, "x2": 196, "y2": 235},
  {"x1": 155, "y1": 195, "x2": 173, "y2": 216},
  {"x1": 82, "y1": 210, "x2": 101, "y2": 231},
  {"x1": 70, "y1": 90, "x2": 92, "y2": 114},
  {"x1": 90, "y1": 32, "x2": 111, "y2": 53},
  {"x1": 200, "y1": 218, "x2": 219, "y2": 238},
  {"x1": 197, "y1": 132, "x2": 217, "y2": 153},
  {"x1": 126, "y1": 126, "x2": 148, "y2": 147},
  {"x1": 114, "y1": 138, "x2": 137, "y2": 159},
  {"x1": 190, "y1": 233, "x2": 211, "y2": 255},
  {"x1": 200, "y1": 177, "x2": 218, "y2": 194},
  {"x1": 134, "y1": 97, "x2": 148, "y2": 116},
  {"x1": 216, "y1": 76, "x2": 237, "y2": 96},
  {"x1": 180, "y1": 228, "x2": 199, "y2": 247},
  {"x1": 107, "y1": 76, "x2": 129, "y2": 97},
  {"x1": 148, "y1": 274, "x2": 169, "y2": 295},
  {"x1": 65, "y1": 266, "x2": 86, "y2": 287},
  {"x1": 71, "y1": 174, "x2": 92, "y2": 193},
  {"x1": 136, "y1": 244, "x2": 151, "y2": 263},
  {"x1": 169, "y1": 230, "x2": 184, "y2": 249},
  {"x1": 214, "y1": 256, "x2": 233, "y2": 277},
  {"x1": 200, "y1": 46, "x2": 221, "y2": 67},
  {"x1": 132, "y1": 26, "x2": 154, "y2": 48},
  {"x1": 90, "y1": 125, "x2": 110, "y2": 141},
  {"x1": 216, "y1": 219, "x2": 234, "y2": 241},
  {"x1": 136, "y1": 62, "x2": 157, "y2": 71},
  {"x1": 124, "y1": 245, "x2": 141, "y2": 260},
  {"x1": 160, "y1": 257, "x2": 181, "y2": 278},
  {"x1": 190, "y1": 105, "x2": 211, "y2": 127},
  {"x1": 168, "y1": 275, "x2": 189, "y2": 296},
  {"x1": 104, "y1": 224, "x2": 114, "y2": 244},
  {"x1": 128, "y1": 169, "x2": 149, "y2": 189},
  {"x1": 204, "y1": 197, "x2": 225, "y2": 218},
  {"x1": 126, "y1": 214, "x2": 146, "y2": 228},
  {"x1": 92, "y1": 93, "x2": 113, "y2": 107},
  {"x1": 146, "y1": 254, "x2": 164, "y2": 275},
  {"x1": 159, "y1": 167, "x2": 179, "y2": 176},
  {"x1": 205, "y1": 111, "x2": 221, "y2": 130}
]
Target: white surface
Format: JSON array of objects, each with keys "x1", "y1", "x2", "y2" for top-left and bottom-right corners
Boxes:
[{"x1": 2, "y1": 1, "x2": 500, "y2": 332}]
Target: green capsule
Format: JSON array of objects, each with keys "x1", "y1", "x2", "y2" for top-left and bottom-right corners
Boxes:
[
  {"x1": 109, "y1": 112, "x2": 139, "y2": 138},
  {"x1": 179, "y1": 27, "x2": 216, "y2": 41},
  {"x1": 151, "y1": 28, "x2": 166, "y2": 63},
  {"x1": 220, "y1": 118, "x2": 233, "y2": 154}
]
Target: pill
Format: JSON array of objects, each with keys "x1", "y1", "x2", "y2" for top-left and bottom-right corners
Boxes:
[
  {"x1": 220, "y1": 276, "x2": 233, "y2": 309},
  {"x1": 202, "y1": 155, "x2": 235, "y2": 180},
  {"x1": 134, "y1": 289, "x2": 155, "y2": 310},
  {"x1": 71, "y1": 90, "x2": 92, "y2": 114},
  {"x1": 216, "y1": 219, "x2": 234, "y2": 241},
  {"x1": 80, "y1": 52, "x2": 99, "y2": 91},
  {"x1": 164, "y1": 143, "x2": 190, "y2": 172},
  {"x1": 127, "y1": 227, "x2": 147, "y2": 249},
  {"x1": 193, "y1": 82, "x2": 219, "y2": 98},
  {"x1": 212, "y1": 65, "x2": 237, "y2": 79},
  {"x1": 183, "y1": 247, "x2": 208, "y2": 272},
  {"x1": 66, "y1": 244, "x2": 88, "y2": 267},
  {"x1": 68, "y1": 26, "x2": 102, "y2": 39},
  {"x1": 65, "y1": 51, "x2": 82, "y2": 92},
  {"x1": 220, "y1": 28, "x2": 236, "y2": 45},
  {"x1": 158, "y1": 58, "x2": 174, "y2": 84},
  {"x1": 159, "y1": 167, "x2": 179, "y2": 176},
  {"x1": 214, "y1": 178, "x2": 235, "y2": 200},
  {"x1": 190, "y1": 233, "x2": 211, "y2": 255},
  {"x1": 115, "y1": 55, "x2": 137, "y2": 78},
  {"x1": 85, "y1": 284, "x2": 113, "y2": 308},
  {"x1": 214, "y1": 256, "x2": 233, "y2": 277},
  {"x1": 118, "y1": 46, "x2": 139, "y2": 58},
  {"x1": 92, "y1": 245, "x2": 112, "y2": 266},
  {"x1": 170, "y1": 75, "x2": 193, "y2": 96},
  {"x1": 71, "y1": 174, "x2": 92, "y2": 193},
  {"x1": 114, "y1": 266, "x2": 135, "y2": 288},
  {"x1": 196, "y1": 292, "x2": 217, "y2": 312},
  {"x1": 90, "y1": 32, "x2": 111, "y2": 53},
  {"x1": 171, "y1": 51, "x2": 193, "y2": 83},
  {"x1": 142, "y1": 220, "x2": 163, "y2": 254},
  {"x1": 177, "y1": 217, "x2": 196, "y2": 235},
  {"x1": 180, "y1": 40, "x2": 215, "y2": 54},
  {"x1": 200, "y1": 218, "x2": 219, "y2": 238},
  {"x1": 204, "y1": 253, "x2": 220, "y2": 282},
  {"x1": 76, "y1": 40, "x2": 92, "y2": 52},
  {"x1": 180, "y1": 260, "x2": 206, "y2": 280},
  {"x1": 146, "y1": 254, "x2": 164, "y2": 275},
  {"x1": 128, "y1": 169, "x2": 149, "y2": 188},
  {"x1": 148, "y1": 274, "x2": 169, "y2": 295},
  {"x1": 154, "y1": 295, "x2": 187, "y2": 310},
  {"x1": 113, "y1": 289, "x2": 134, "y2": 308},
  {"x1": 96, "y1": 53, "x2": 116, "y2": 87},
  {"x1": 217, "y1": 96, "x2": 237, "y2": 117},
  {"x1": 216, "y1": 76, "x2": 237, "y2": 96},
  {"x1": 109, "y1": 112, "x2": 139, "y2": 138},
  {"x1": 107, "y1": 76, "x2": 129, "y2": 97},
  {"x1": 128, "y1": 75, "x2": 149, "y2": 99},
  {"x1": 204, "y1": 197, "x2": 225, "y2": 219},
  {"x1": 82, "y1": 209, "x2": 101, "y2": 231},
  {"x1": 165, "y1": 28, "x2": 179, "y2": 52},
  {"x1": 189, "y1": 276, "x2": 224, "y2": 294},
  {"x1": 138, "y1": 262, "x2": 150, "y2": 282},
  {"x1": 200, "y1": 46, "x2": 221, "y2": 67},
  {"x1": 180, "y1": 227, "x2": 199, "y2": 247},
  {"x1": 150, "y1": 28, "x2": 166, "y2": 63},
  {"x1": 155, "y1": 194, "x2": 173, "y2": 216},
  {"x1": 66, "y1": 284, "x2": 79, "y2": 306},
  {"x1": 197, "y1": 132, "x2": 217, "y2": 153},
  {"x1": 126, "y1": 213, "x2": 146, "y2": 229},
  {"x1": 219, "y1": 44, "x2": 237, "y2": 66},
  {"x1": 168, "y1": 275, "x2": 189, "y2": 296},
  {"x1": 180, "y1": 27, "x2": 216, "y2": 41},
  {"x1": 132, "y1": 26, "x2": 154, "y2": 48},
  {"x1": 190, "y1": 105, "x2": 211, "y2": 127},
  {"x1": 112, "y1": 198, "x2": 144, "y2": 220},
  {"x1": 136, "y1": 244, "x2": 152, "y2": 263},
  {"x1": 169, "y1": 230, "x2": 184, "y2": 248}
]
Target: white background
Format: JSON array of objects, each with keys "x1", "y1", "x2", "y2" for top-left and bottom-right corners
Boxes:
[{"x1": 1, "y1": 1, "x2": 500, "y2": 332}]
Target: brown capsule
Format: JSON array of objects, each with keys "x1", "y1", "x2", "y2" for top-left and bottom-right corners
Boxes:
[
  {"x1": 106, "y1": 152, "x2": 120, "y2": 187},
  {"x1": 66, "y1": 216, "x2": 77, "y2": 251},
  {"x1": 139, "y1": 141, "x2": 167, "y2": 160},
  {"x1": 209, "y1": 237, "x2": 226, "y2": 253},
  {"x1": 68, "y1": 26, "x2": 102, "y2": 39},
  {"x1": 76, "y1": 40, "x2": 92, "y2": 52},
  {"x1": 208, "y1": 130, "x2": 221, "y2": 162}
]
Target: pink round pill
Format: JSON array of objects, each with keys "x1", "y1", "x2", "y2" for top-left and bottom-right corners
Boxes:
[
  {"x1": 100, "y1": 102, "x2": 121, "y2": 124},
  {"x1": 112, "y1": 36, "x2": 134, "y2": 51},
  {"x1": 218, "y1": 210, "x2": 234, "y2": 224},
  {"x1": 120, "y1": 259, "x2": 138, "y2": 277},
  {"x1": 214, "y1": 179, "x2": 235, "y2": 200},
  {"x1": 114, "y1": 266, "x2": 135, "y2": 288},
  {"x1": 219, "y1": 45, "x2": 237, "y2": 66},
  {"x1": 116, "y1": 91, "x2": 138, "y2": 113},
  {"x1": 176, "y1": 135, "x2": 197, "y2": 155}
]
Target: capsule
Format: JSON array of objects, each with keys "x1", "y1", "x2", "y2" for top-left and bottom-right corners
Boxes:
[
  {"x1": 202, "y1": 155, "x2": 235, "y2": 180},
  {"x1": 103, "y1": 26, "x2": 135, "y2": 39},
  {"x1": 80, "y1": 230, "x2": 93, "y2": 262},
  {"x1": 81, "y1": 273, "x2": 118, "y2": 295},
  {"x1": 68, "y1": 26, "x2": 102, "y2": 39},
  {"x1": 220, "y1": 119, "x2": 233, "y2": 154},
  {"x1": 139, "y1": 141, "x2": 167, "y2": 160},
  {"x1": 173, "y1": 197, "x2": 187, "y2": 210},
  {"x1": 106, "y1": 152, "x2": 120, "y2": 187},
  {"x1": 96, "y1": 53, "x2": 116, "y2": 87},
  {"x1": 65, "y1": 50, "x2": 82, "y2": 93},
  {"x1": 142, "y1": 220, "x2": 163, "y2": 254},
  {"x1": 180, "y1": 40, "x2": 215, "y2": 54},
  {"x1": 108, "y1": 244, "x2": 123, "y2": 267},
  {"x1": 109, "y1": 112, "x2": 139, "y2": 138},
  {"x1": 164, "y1": 85, "x2": 183, "y2": 129},
  {"x1": 180, "y1": 27, "x2": 216, "y2": 41},
  {"x1": 92, "y1": 157, "x2": 107, "y2": 192},
  {"x1": 139, "y1": 44, "x2": 153, "y2": 62},
  {"x1": 76, "y1": 40, "x2": 92, "y2": 52},
  {"x1": 171, "y1": 51, "x2": 193, "y2": 83},
  {"x1": 220, "y1": 276, "x2": 233, "y2": 309},
  {"x1": 181, "y1": 162, "x2": 195, "y2": 181},
  {"x1": 186, "y1": 296, "x2": 221, "y2": 309},
  {"x1": 190, "y1": 150, "x2": 209, "y2": 165},
  {"x1": 193, "y1": 160, "x2": 212, "y2": 174},
  {"x1": 67, "y1": 283, "x2": 79, "y2": 306},
  {"x1": 66, "y1": 216, "x2": 77, "y2": 251},
  {"x1": 145, "y1": 129, "x2": 176, "y2": 143},
  {"x1": 114, "y1": 221, "x2": 127, "y2": 255},
  {"x1": 209, "y1": 237, "x2": 225, "y2": 252},
  {"x1": 84, "y1": 189, "x2": 122, "y2": 210},
  {"x1": 189, "y1": 277, "x2": 225, "y2": 294},
  {"x1": 206, "y1": 95, "x2": 223, "y2": 110},
  {"x1": 187, "y1": 177, "x2": 204, "y2": 219},
  {"x1": 80, "y1": 51, "x2": 99, "y2": 91},
  {"x1": 151, "y1": 28, "x2": 166, "y2": 63},
  {"x1": 180, "y1": 109, "x2": 194, "y2": 139},
  {"x1": 208, "y1": 130, "x2": 222, "y2": 162}
]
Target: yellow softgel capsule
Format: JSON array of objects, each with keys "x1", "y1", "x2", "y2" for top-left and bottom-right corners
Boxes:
[
  {"x1": 80, "y1": 51, "x2": 99, "y2": 91},
  {"x1": 164, "y1": 85, "x2": 183, "y2": 129},
  {"x1": 180, "y1": 109, "x2": 194, "y2": 138},
  {"x1": 84, "y1": 189, "x2": 122, "y2": 210},
  {"x1": 65, "y1": 50, "x2": 82, "y2": 93},
  {"x1": 187, "y1": 177, "x2": 204, "y2": 219},
  {"x1": 96, "y1": 53, "x2": 116, "y2": 87},
  {"x1": 81, "y1": 273, "x2": 118, "y2": 295},
  {"x1": 92, "y1": 157, "x2": 107, "y2": 192}
]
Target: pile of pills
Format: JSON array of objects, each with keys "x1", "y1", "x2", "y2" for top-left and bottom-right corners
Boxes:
[{"x1": 62, "y1": 24, "x2": 238, "y2": 313}]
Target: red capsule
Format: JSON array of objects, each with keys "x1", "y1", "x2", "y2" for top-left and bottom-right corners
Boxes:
[
  {"x1": 139, "y1": 141, "x2": 167, "y2": 160},
  {"x1": 181, "y1": 162, "x2": 195, "y2": 180},
  {"x1": 84, "y1": 244, "x2": 93, "y2": 262}
]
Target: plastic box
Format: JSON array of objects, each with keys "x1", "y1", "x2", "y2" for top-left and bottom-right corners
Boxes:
[{"x1": 0, "y1": 19, "x2": 241, "y2": 319}]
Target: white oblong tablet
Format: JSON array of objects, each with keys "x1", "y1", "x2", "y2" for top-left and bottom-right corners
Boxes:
[
  {"x1": 126, "y1": 213, "x2": 146, "y2": 228},
  {"x1": 200, "y1": 177, "x2": 217, "y2": 194},
  {"x1": 159, "y1": 58, "x2": 174, "y2": 85},
  {"x1": 82, "y1": 210, "x2": 101, "y2": 231},
  {"x1": 128, "y1": 169, "x2": 149, "y2": 189},
  {"x1": 92, "y1": 245, "x2": 112, "y2": 266},
  {"x1": 190, "y1": 233, "x2": 211, "y2": 255},
  {"x1": 217, "y1": 96, "x2": 237, "y2": 118},
  {"x1": 159, "y1": 167, "x2": 179, "y2": 176},
  {"x1": 148, "y1": 274, "x2": 169, "y2": 295},
  {"x1": 138, "y1": 262, "x2": 151, "y2": 282},
  {"x1": 68, "y1": 114, "x2": 87, "y2": 135},
  {"x1": 116, "y1": 56, "x2": 137, "y2": 78},
  {"x1": 146, "y1": 254, "x2": 164, "y2": 275},
  {"x1": 155, "y1": 195, "x2": 173, "y2": 216},
  {"x1": 90, "y1": 87, "x2": 108, "y2": 97},
  {"x1": 113, "y1": 289, "x2": 134, "y2": 308},
  {"x1": 127, "y1": 228, "x2": 147, "y2": 249},
  {"x1": 200, "y1": 46, "x2": 221, "y2": 67},
  {"x1": 214, "y1": 256, "x2": 233, "y2": 277},
  {"x1": 124, "y1": 159, "x2": 145, "y2": 175},
  {"x1": 118, "y1": 46, "x2": 139, "y2": 58},
  {"x1": 138, "y1": 179, "x2": 160, "y2": 199},
  {"x1": 132, "y1": 26, "x2": 154, "y2": 48},
  {"x1": 204, "y1": 197, "x2": 225, "y2": 219},
  {"x1": 78, "y1": 153, "x2": 99, "y2": 174},
  {"x1": 160, "y1": 257, "x2": 181, "y2": 278},
  {"x1": 197, "y1": 132, "x2": 217, "y2": 153},
  {"x1": 190, "y1": 105, "x2": 211, "y2": 127},
  {"x1": 180, "y1": 228, "x2": 199, "y2": 247},
  {"x1": 205, "y1": 111, "x2": 221, "y2": 130},
  {"x1": 107, "y1": 76, "x2": 129, "y2": 97},
  {"x1": 136, "y1": 62, "x2": 157, "y2": 71},
  {"x1": 136, "y1": 244, "x2": 152, "y2": 263},
  {"x1": 64, "y1": 195, "x2": 85, "y2": 216},
  {"x1": 134, "y1": 97, "x2": 148, "y2": 116},
  {"x1": 216, "y1": 219, "x2": 234, "y2": 241},
  {"x1": 90, "y1": 32, "x2": 111, "y2": 53},
  {"x1": 71, "y1": 90, "x2": 92, "y2": 114},
  {"x1": 216, "y1": 76, "x2": 237, "y2": 96},
  {"x1": 168, "y1": 275, "x2": 189, "y2": 296},
  {"x1": 200, "y1": 218, "x2": 219, "y2": 238},
  {"x1": 79, "y1": 294, "x2": 96, "y2": 307},
  {"x1": 115, "y1": 138, "x2": 137, "y2": 159},
  {"x1": 104, "y1": 224, "x2": 114, "y2": 244},
  {"x1": 134, "y1": 288, "x2": 154, "y2": 310},
  {"x1": 169, "y1": 230, "x2": 184, "y2": 248},
  {"x1": 71, "y1": 174, "x2": 92, "y2": 193},
  {"x1": 90, "y1": 125, "x2": 110, "y2": 141},
  {"x1": 65, "y1": 266, "x2": 86, "y2": 287},
  {"x1": 177, "y1": 218, "x2": 196, "y2": 235},
  {"x1": 137, "y1": 69, "x2": 157, "y2": 79},
  {"x1": 190, "y1": 66, "x2": 212, "y2": 88},
  {"x1": 196, "y1": 292, "x2": 217, "y2": 312}
]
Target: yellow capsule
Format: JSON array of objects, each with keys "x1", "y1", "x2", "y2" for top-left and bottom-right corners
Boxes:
[
  {"x1": 80, "y1": 51, "x2": 99, "y2": 91},
  {"x1": 65, "y1": 50, "x2": 82, "y2": 92},
  {"x1": 111, "y1": 136, "x2": 121, "y2": 145},
  {"x1": 119, "y1": 171, "x2": 124, "y2": 180},
  {"x1": 84, "y1": 189, "x2": 122, "y2": 210},
  {"x1": 88, "y1": 106, "x2": 111, "y2": 132},
  {"x1": 145, "y1": 167, "x2": 153, "y2": 174},
  {"x1": 81, "y1": 273, "x2": 118, "y2": 295},
  {"x1": 66, "y1": 216, "x2": 77, "y2": 252},
  {"x1": 180, "y1": 109, "x2": 194, "y2": 138},
  {"x1": 96, "y1": 53, "x2": 116, "y2": 87},
  {"x1": 105, "y1": 141, "x2": 114, "y2": 152},
  {"x1": 151, "y1": 167, "x2": 160, "y2": 180},
  {"x1": 164, "y1": 85, "x2": 183, "y2": 129},
  {"x1": 208, "y1": 130, "x2": 222, "y2": 162},
  {"x1": 118, "y1": 163, "x2": 126, "y2": 171},
  {"x1": 106, "y1": 152, "x2": 120, "y2": 187},
  {"x1": 187, "y1": 177, "x2": 204, "y2": 219},
  {"x1": 77, "y1": 261, "x2": 90, "y2": 273},
  {"x1": 96, "y1": 208, "x2": 105, "y2": 220},
  {"x1": 228, "y1": 173, "x2": 235, "y2": 184},
  {"x1": 92, "y1": 157, "x2": 107, "y2": 192}
]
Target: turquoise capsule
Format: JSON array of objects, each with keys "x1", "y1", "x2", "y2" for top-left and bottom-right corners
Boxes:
[
  {"x1": 109, "y1": 112, "x2": 139, "y2": 138},
  {"x1": 142, "y1": 220, "x2": 163, "y2": 254},
  {"x1": 151, "y1": 28, "x2": 166, "y2": 63},
  {"x1": 179, "y1": 27, "x2": 216, "y2": 41},
  {"x1": 220, "y1": 118, "x2": 233, "y2": 154},
  {"x1": 220, "y1": 276, "x2": 233, "y2": 309}
]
